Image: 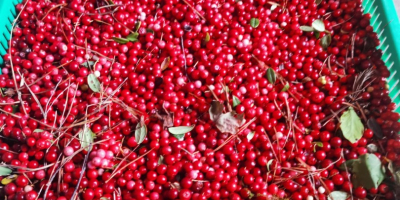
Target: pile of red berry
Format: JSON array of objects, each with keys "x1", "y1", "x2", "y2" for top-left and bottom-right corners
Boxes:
[{"x1": 0, "y1": 0, "x2": 399, "y2": 199}]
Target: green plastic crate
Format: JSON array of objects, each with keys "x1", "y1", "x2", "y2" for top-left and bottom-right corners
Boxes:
[
  {"x1": 0, "y1": 0, "x2": 23, "y2": 67},
  {"x1": 362, "y1": 0, "x2": 400, "y2": 113}
]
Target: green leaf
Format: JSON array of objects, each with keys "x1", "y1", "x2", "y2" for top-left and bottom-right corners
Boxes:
[
  {"x1": 340, "y1": 107, "x2": 364, "y2": 143},
  {"x1": 112, "y1": 37, "x2": 129, "y2": 44},
  {"x1": 87, "y1": 74, "x2": 101, "y2": 93},
  {"x1": 100, "y1": 197, "x2": 110, "y2": 200},
  {"x1": 314, "y1": 31, "x2": 320, "y2": 39},
  {"x1": 312, "y1": 19, "x2": 325, "y2": 32},
  {"x1": 78, "y1": 128, "x2": 94, "y2": 151},
  {"x1": 135, "y1": 121, "x2": 147, "y2": 145},
  {"x1": 250, "y1": 18, "x2": 260, "y2": 28},
  {"x1": 320, "y1": 34, "x2": 332, "y2": 49},
  {"x1": 172, "y1": 133, "x2": 185, "y2": 141},
  {"x1": 169, "y1": 125, "x2": 195, "y2": 135},
  {"x1": 232, "y1": 95, "x2": 241, "y2": 107},
  {"x1": 247, "y1": 131, "x2": 255, "y2": 141},
  {"x1": 315, "y1": 0, "x2": 322, "y2": 5},
  {"x1": 328, "y1": 191, "x2": 349, "y2": 200},
  {"x1": 135, "y1": 21, "x2": 141, "y2": 32},
  {"x1": 146, "y1": 28, "x2": 154, "y2": 34},
  {"x1": 300, "y1": 26, "x2": 314, "y2": 32},
  {"x1": 339, "y1": 159, "x2": 357, "y2": 171},
  {"x1": 281, "y1": 83, "x2": 290, "y2": 92},
  {"x1": 12, "y1": 105, "x2": 19, "y2": 113},
  {"x1": 0, "y1": 167, "x2": 12, "y2": 176},
  {"x1": 270, "y1": 4, "x2": 278, "y2": 11},
  {"x1": 108, "y1": 0, "x2": 114, "y2": 5},
  {"x1": 352, "y1": 154, "x2": 385, "y2": 189},
  {"x1": 82, "y1": 61, "x2": 95, "y2": 68},
  {"x1": 266, "y1": 159, "x2": 274, "y2": 171},
  {"x1": 313, "y1": 142, "x2": 323, "y2": 152},
  {"x1": 223, "y1": 86, "x2": 229, "y2": 94},
  {"x1": 204, "y1": 32, "x2": 210, "y2": 43},
  {"x1": 266, "y1": 68, "x2": 276, "y2": 84},
  {"x1": 168, "y1": 125, "x2": 195, "y2": 141},
  {"x1": 33, "y1": 129, "x2": 44, "y2": 132},
  {"x1": 127, "y1": 32, "x2": 139, "y2": 42}
]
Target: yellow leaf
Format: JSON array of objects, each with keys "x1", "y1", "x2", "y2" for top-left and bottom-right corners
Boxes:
[{"x1": 1, "y1": 175, "x2": 18, "y2": 185}]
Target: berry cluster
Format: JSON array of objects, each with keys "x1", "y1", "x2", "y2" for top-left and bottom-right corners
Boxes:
[{"x1": 0, "y1": 0, "x2": 399, "y2": 199}]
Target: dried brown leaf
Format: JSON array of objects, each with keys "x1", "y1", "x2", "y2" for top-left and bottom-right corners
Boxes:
[
  {"x1": 161, "y1": 57, "x2": 170, "y2": 71},
  {"x1": 352, "y1": 68, "x2": 375, "y2": 99},
  {"x1": 170, "y1": 182, "x2": 181, "y2": 191},
  {"x1": 209, "y1": 101, "x2": 224, "y2": 118},
  {"x1": 302, "y1": 77, "x2": 312, "y2": 83},
  {"x1": 367, "y1": 117, "x2": 383, "y2": 139},
  {"x1": 209, "y1": 101, "x2": 246, "y2": 134},
  {"x1": 155, "y1": 112, "x2": 174, "y2": 129},
  {"x1": 4, "y1": 88, "x2": 16, "y2": 97},
  {"x1": 154, "y1": 77, "x2": 163, "y2": 88}
]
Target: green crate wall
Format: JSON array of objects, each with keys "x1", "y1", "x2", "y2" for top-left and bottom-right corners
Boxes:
[
  {"x1": 362, "y1": 0, "x2": 400, "y2": 113},
  {"x1": 0, "y1": 0, "x2": 23, "y2": 68}
]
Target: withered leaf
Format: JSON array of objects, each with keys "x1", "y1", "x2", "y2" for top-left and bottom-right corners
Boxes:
[
  {"x1": 170, "y1": 182, "x2": 181, "y2": 191},
  {"x1": 387, "y1": 161, "x2": 400, "y2": 187},
  {"x1": 367, "y1": 118, "x2": 383, "y2": 139},
  {"x1": 363, "y1": 36, "x2": 376, "y2": 52},
  {"x1": 4, "y1": 88, "x2": 16, "y2": 97},
  {"x1": 366, "y1": 143, "x2": 378, "y2": 153},
  {"x1": 209, "y1": 101, "x2": 246, "y2": 134},
  {"x1": 158, "y1": 155, "x2": 164, "y2": 165},
  {"x1": 161, "y1": 57, "x2": 170, "y2": 71},
  {"x1": 204, "y1": 33, "x2": 210, "y2": 43},
  {"x1": 154, "y1": 77, "x2": 163, "y2": 88},
  {"x1": 1, "y1": 174, "x2": 18, "y2": 185},
  {"x1": 209, "y1": 101, "x2": 224, "y2": 117},
  {"x1": 302, "y1": 77, "x2": 312, "y2": 83},
  {"x1": 155, "y1": 112, "x2": 174, "y2": 129}
]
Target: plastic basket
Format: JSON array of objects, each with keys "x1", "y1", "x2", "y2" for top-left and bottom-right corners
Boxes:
[
  {"x1": 362, "y1": 0, "x2": 400, "y2": 113},
  {"x1": 0, "y1": 0, "x2": 22, "y2": 67}
]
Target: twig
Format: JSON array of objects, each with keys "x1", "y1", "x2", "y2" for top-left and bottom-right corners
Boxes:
[
  {"x1": 107, "y1": 147, "x2": 155, "y2": 181},
  {"x1": 0, "y1": 163, "x2": 56, "y2": 172},
  {"x1": 96, "y1": 4, "x2": 124, "y2": 10},
  {"x1": 182, "y1": 0, "x2": 205, "y2": 21},
  {"x1": 70, "y1": 144, "x2": 92, "y2": 200},
  {"x1": 19, "y1": 73, "x2": 46, "y2": 120},
  {"x1": 8, "y1": 0, "x2": 30, "y2": 116},
  {"x1": 41, "y1": 3, "x2": 67, "y2": 21},
  {"x1": 212, "y1": 117, "x2": 256, "y2": 153}
]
